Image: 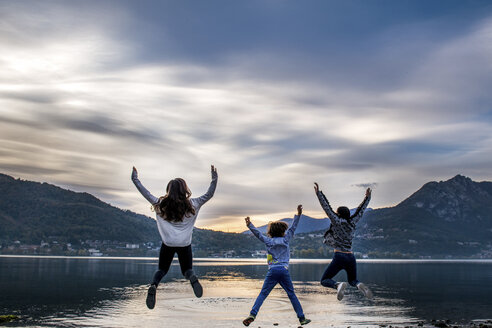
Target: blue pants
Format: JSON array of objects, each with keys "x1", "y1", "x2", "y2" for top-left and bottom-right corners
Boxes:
[
  {"x1": 250, "y1": 266, "x2": 304, "y2": 319},
  {"x1": 321, "y1": 252, "x2": 360, "y2": 289}
]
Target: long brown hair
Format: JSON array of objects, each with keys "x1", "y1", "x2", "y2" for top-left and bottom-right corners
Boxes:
[{"x1": 153, "y1": 178, "x2": 195, "y2": 222}]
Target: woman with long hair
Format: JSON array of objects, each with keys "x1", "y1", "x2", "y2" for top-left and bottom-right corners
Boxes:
[{"x1": 131, "y1": 165, "x2": 218, "y2": 309}]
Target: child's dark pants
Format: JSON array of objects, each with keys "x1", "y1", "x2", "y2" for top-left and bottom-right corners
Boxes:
[
  {"x1": 321, "y1": 252, "x2": 360, "y2": 288},
  {"x1": 152, "y1": 243, "x2": 194, "y2": 286}
]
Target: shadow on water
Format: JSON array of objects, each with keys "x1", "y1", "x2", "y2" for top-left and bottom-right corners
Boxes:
[{"x1": 1, "y1": 257, "x2": 491, "y2": 327}]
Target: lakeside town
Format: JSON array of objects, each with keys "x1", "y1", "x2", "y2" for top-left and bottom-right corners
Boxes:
[{"x1": 2, "y1": 235, "x2": 492, "y2": 259}]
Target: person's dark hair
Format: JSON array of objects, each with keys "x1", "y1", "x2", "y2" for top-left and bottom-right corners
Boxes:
[
  {"x1": 336, "y1": 206, "x2": 351, "y2": 220},
  {"x1": 267, "y1": 221, "x2": 289, "y2": 238},
  {"x1": 153, "y1": 178, "x2": 195, "y2": 222}
]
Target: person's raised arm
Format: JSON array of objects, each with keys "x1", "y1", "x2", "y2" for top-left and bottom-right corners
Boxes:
[
  {"x1": 351, "y1": 188, "x2": 372, "y2": 224},
  {"x1": 194, "y1": 165, "x2": 218, "y2": 207},
  {"x1": 131, "y1": 166, "x2": 159, "y2": 205},
  {"x1": 245, "y1": 217, "x2": 273, "y2": 246},
  {"x1": 314, "y1": 182, "x2": 339, "y2": 223},
  {"x1": 284, "y1": 205, "x2": 303, "y2": 243}
]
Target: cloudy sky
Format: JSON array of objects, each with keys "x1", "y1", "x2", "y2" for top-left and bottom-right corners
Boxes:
[{"x1": 1, "y1": 0, "x2": 492, "y2": 231}]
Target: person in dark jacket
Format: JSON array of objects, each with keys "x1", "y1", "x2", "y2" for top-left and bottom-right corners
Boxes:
[{"x1": 314, "y1": 183, "x2": 373, "y2": 301}]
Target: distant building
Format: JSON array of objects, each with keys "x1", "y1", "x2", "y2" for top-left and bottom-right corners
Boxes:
[
  {"x1": 88, "y1": 249, "x2": 103, "y2": 256},
  {"x1": 126, "y1": 244, "x2": 139, "y2": 249},
  {"x1": 252, "y1": 250, "x2": 267, "y2": 258}
]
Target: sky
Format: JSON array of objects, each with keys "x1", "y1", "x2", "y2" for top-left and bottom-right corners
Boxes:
[{"x1": 1, "y1": 0, "x2": 492, "y2": 232}]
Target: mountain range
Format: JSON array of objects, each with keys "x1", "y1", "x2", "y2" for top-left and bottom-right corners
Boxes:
[
  {"x1": 242, "y1": 215, "x2": 331, "y2": 235},
  {"x1": 1, "y1": 173, "x2": 491, "y2": 258},
  {"x1": 354, "y1": 174, "x2": 492, "y2": 257},
  {"x1": 242, "y1": 209, "x2": 374, "y2": 235}
]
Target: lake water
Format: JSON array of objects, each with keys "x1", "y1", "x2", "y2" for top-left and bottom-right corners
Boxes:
[{"x1": 1, "y1": 256, "x2": 491, "y2": 327}]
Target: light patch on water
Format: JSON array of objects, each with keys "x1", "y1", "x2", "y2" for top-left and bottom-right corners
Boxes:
[{"x1": 38, "y1": 278, "x2": 414, "y2": 328}]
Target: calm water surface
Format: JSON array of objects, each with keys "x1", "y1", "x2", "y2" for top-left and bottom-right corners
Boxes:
[{"x1": 1, "y1": 256, "x2": 491, "y2": 327}]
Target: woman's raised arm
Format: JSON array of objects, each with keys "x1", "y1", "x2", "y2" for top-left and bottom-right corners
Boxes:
[{"x1": 131, "y1": 166, "x2": 159, "y2": 205}]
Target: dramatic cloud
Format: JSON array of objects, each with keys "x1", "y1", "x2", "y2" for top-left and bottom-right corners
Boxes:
[
  {"x1": 1, "y1": 0, "x2": 492, "y2": 231},
  {"x1": 352, "y1": 183, "x2": 378, "y2": 189}
]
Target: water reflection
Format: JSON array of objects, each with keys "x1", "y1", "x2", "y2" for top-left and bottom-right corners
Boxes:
[{"x1": 1, "y1": 257, "x2": 491, "y2": 327}]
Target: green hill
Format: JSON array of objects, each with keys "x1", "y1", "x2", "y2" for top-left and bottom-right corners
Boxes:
[{"x1": 0, "y1": 173, "x2": 159, "y2": 244}]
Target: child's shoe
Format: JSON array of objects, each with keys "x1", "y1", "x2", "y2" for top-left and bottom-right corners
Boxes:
[
  {"x1": 146, "y1": 284, "x2": 157, "y2": 309},
  {"x1": 299, "y1": 317, "x2": 312, "y2": 325},
  {"x1": 336, "y1": 282, "x2": 347, "y2": 301},
  {"x1": 356, "y1": 282, "x2": 373, "y2": 299},
  {"x1": 189, "y1": 274, "x2": 203, "y2": 298},
  {"x1": 242, "y1": 314, "x2": 255, "y2": 326}
]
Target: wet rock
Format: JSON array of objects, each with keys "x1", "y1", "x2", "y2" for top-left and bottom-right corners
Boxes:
[
  {"x1": 433, "y1": 321, "x2": 449, "y2": 328},
  {"x1": 0, "y1": 315, "x2": 19, "y2": 324}
]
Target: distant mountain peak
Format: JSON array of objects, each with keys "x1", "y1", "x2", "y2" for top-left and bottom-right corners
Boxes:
[
  {"x1": 447, "y1": 174, "x2": 472, "y2": 184},
  {"x1": 400, "y1": 175, "x2": 492, "y2": 223}
]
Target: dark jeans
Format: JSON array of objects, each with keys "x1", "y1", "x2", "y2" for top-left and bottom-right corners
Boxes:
[
  {"x1": 250, "y1": 266, "x2": 305, "y2": 319},
  {"x1": 320, "y1": 252, "x2": 360, "y2": 289},
  {"x1": 151, "y1": 243, "x2": 194, "y2": 286}
]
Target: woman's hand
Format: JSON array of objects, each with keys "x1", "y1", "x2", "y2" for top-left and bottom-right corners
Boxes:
[
  {"x1": 131, "y1": 166, "x2": 138, "y2": 179},
  {"x1": 297, "y1": 204, "x2": 303, "y2": 216},
  {"x1": 314, "y1": 182, "x2": 319, "y2": 193},
  {"x1": 366, "y1": 188, "x2": 372, "y2": 197},
  {"x1": 245, "y1": 217, "x2": 251, "y2": 226},
  {"x1": 211, "y1": 165, "x2": 218, "y2": 179}
]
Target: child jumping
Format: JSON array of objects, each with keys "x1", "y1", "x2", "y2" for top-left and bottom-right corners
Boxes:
[
  {"x1": 243, "y1": 205, "x2": 311, "y2": 326},
  {"x1": 131, "y1": 165, "x2": 218, "y2": 309},
  {"x1": 314, "y1": 183, "x2": 373, "y2": 301}
]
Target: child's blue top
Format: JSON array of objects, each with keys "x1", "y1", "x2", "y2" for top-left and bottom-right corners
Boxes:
[{"x1": 247, "y1": 214, "x2": 301, "y2": 268}]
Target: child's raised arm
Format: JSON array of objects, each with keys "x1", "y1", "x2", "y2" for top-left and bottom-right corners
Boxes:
[
  {"x1": 245, "y1": 217, "x2": 272, "y2": 246},
  {"x1": 314, "y1": 182, "x2": 339, "y2": 223},
  {"x1": 351, "y1": 188, "x2": 372, "y2": 224},
  {"x1": 284, "y1": 205, "x2": 303, "y2": 243},
  {"x1": 131, "y1": 166, "x2": 159, "y2": 205}
]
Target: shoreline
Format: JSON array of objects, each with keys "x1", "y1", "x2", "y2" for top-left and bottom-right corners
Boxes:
[{"x1": 1, "y1": 254, "x2": 492, "y2": 263}]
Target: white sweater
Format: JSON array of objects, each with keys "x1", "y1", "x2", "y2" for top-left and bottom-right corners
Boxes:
[{"x1": 132, "y1": 171, "x2": 217, "y2": 247}]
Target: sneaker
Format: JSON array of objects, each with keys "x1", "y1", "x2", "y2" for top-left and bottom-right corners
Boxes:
[
  {"x1": 146, "y1": 284, "x2": 157, "y2": 309},
  {"x1": 242, "y1": 314, "x2": 255, "y2": 326},
  {"x1": 189, "y1": 274, "x2": 203, "y2": 298},
  {"x1": 336, "y1": 282, "x2": 347, "y2": 301},
  {"x1": 299, "y1": 317, "x2": 312, "y2": 325},
  {"x1": 357, "y1": 282, "x2": 373, "y2": 299}
]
